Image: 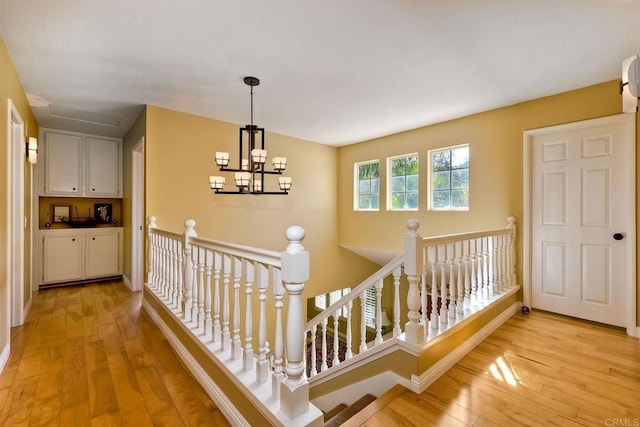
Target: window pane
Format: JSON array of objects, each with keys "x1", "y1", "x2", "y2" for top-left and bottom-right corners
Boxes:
[
  {"x1": 433, "y1": 190, "x2": 450, "y2": 209},
  {"x1": 406, "y1": 156, "x2": 418, "y2": 174},
  {"x1": 432, "y1": 151, "x2": 450, "y2": 171},
  {"x1": 370, "y1": 163, "x2": 379, "y2": 178},
  {"x1": 391, "y1": 158, "x2": 406, "y2": 176},
  {"x1": 371, "y1": 194, "x2": 379, "y2": 209},
  {"x1": 371, "y1": 178, "x2": 379, "y2": 194},
  {"x1": 391, "y1": 176, "x2": 405, "y2": 192},
  {"x1": 451, "y1": 169, "x2": 469, "y2": 189},
  {"x1": 432, "y1": 171, "x2": 450, "y2": 190},
  {"x1": 392, "y1": 193, "x2": 405, "y2": 209},
  {"x1": 359, "y1": 179, "x2": 371, "y2": 194},
  {"x1": 451, "y1": 147, "x2": 469, "y2": 169},
  {"x1": 406, "y1": 174, "x2": 418, "y2": 191},
  {"x1": 406, "y1": 192, "x2": 419, "y2": 209},
  {"x1": 359, "y1": 195, "x2": 371, "y2": 209},
  {"x1": 358, "y1": 164, "x2": 368, "y2": 179},
  {"x1": 451, "y1": 189, "x2": 469, "y2": 208}
]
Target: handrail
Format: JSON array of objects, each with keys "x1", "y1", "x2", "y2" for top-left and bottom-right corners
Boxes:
[
  {"x1": 190, "y1": 235, "x2": 282, "y2": 267},
  {"x1": 304, "y1": 253, "x2": 404, "y2": 331},
  {"x1": 422, "y1": 227, "x2": 512, "y2": 247}
]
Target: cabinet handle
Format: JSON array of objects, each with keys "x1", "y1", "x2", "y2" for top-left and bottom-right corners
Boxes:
[
  {"x1": 92, "y1": 188, "x2": 95, "y2": 191},
  {"x1": 72, "y1": 187, "x2": 76, "y2": 191},
  {"x1": 92, "y1": 237, "x2": 96, "y2": 240},
  {"x1": 72, "y1": 238, "x2": 75, "y2": 242}
]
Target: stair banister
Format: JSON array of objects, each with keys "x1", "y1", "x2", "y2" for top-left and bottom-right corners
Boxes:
[
  {"x1": 404, "y1": 219, "x2": 425, "y2": 344},
  {"x1": 183, "y1": 219, "x2": 197, "y2": 321}
]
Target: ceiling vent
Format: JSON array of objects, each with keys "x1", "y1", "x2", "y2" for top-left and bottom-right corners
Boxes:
[{"x1": 49, "y1": 104, "x2": 122, "y2": 127}]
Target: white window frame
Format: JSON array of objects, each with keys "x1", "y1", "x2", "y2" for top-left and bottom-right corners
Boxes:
[
  {"x1": 386, "y1": 153, "x2": 419, "y2": 211},
  {"x1": 314, "y1": 287, "x2": 351, "y2": 317},
  {"x1": 427, "y1": 143, "x2": 470, "y2": 211},
  {"x1": 354, "y1": 159, "x2": 380, "y2": 211}
]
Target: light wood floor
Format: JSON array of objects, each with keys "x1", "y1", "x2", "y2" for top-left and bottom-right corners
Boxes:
[
  {"x1": 352, "y1": 310, "x2": 640, "y2": 426},
  {"x1": 0, "y1": 280, "x2": 230, "y2": 426}
]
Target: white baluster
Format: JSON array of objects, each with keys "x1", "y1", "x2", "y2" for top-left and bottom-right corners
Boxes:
[
  {"x1": 182, "y1": 220, "x2": 197, "y2": 322},
  {"x1": 463, "y1": 239, "x2": 471, "y2": 308},
  {"x1": 439, "y1": 245, "x2": 448, "y2": 326},
  {"x1": 256, "y1": 263, "x2": 269, "y2": 383},
  {"x1": 176, "y1": 240, "x2": 184, "y2": 312},
  {"x1": 421, "y1": 264, "x2": 428, "y2": 335},
  {"x1": 333, "y1": 312, "x2": 340, "y2": 366},
  {"x1": 456, "y1": 241, "x2": 464, "y2": 315},
  {"x1": 392, "y1": 266, "x2": 402, "y2": 337},
  {"x1": 345, "y1": 299, "x2": 353, "y2": 359},
  {"x1": 221, "y1": 254, "x2": 231, "y2": 351},
  {"x1": 448, "y1": 243, "x2": 456, "y2": 321},
  {"x1": 271, "y1": 268, "x2": 284, "y2": 400},
  {"x1": 309, "y1": 324, "x2": 318, "y2": 377},
  {"x1": 191, "y1": 243, "x2": 199, "y2": 323},
  {"x1": 243, "y1": 260, "x2": 255, "y2": 372},
  {"x1": 482, "y1": 237, "x2": 490, "y2": 300},
  {"x1": 404, "y1": 219, "x2": 424, "y2": 343},
  {"x1": 231, "y1": 257, "x2": 242, "y2": 360},
  {"x1": 146, "y1": 217, "x2": 156, "y2": 288},
  {"x1": 197, "y1": 247, "x2": 206, "y2": 329},
  {"x1": 359, "y1": 292, "x2": 367, "y2": 353},
  {"x1": 280, "y1": 226, "x2": 311, "y2": 419},
  {"x1": 204, "y1": 249, "x2": 213, "y2": 336},
  {"x1": 374, "y1": 279, "x2": 383, "y2": 345},
  {"x1": 430, "y1": 259, "x2": 439, "y2": 330},
  {"x1": 212, "y1": 251, "x2": 221, "y2": 341},
  {"x1": 470, "y1": 239, "x2": 478, "y2": 305},
  {"x1": 321, "y1": 317, "x2": 328, "y2": 371},
  {"x1": 507, "y1": 216, "x2": 517, "y2": 287}
]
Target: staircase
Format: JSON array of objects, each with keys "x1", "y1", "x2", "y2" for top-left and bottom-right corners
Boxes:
[
  {"x1": 143, "y1": 216, "x2": 520, "y2": 426},
  {"x1": 323, "y1": 385, "x2": 407, "y2": 426}
]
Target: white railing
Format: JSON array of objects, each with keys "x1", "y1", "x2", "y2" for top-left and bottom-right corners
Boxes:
[
  {"x1": 146, "y1": 215, "x2": 517, "y2": 423},
  {"x1": 146, "y1": 217, "x2": 322, "y2": 426},
  {"x1": 304, "y1": 216, "x2": 517, "y2": 378}
]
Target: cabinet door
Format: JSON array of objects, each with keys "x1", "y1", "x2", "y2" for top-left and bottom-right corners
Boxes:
[
  {"x1": 44, "y1": 132, "x2": 82, "y2": 195},
  {"x1": 86, "y1": 137, "x2": 121, "y2": 197},
  {"x1": 43, "y1": 232, "x2": 83, "y2": 283},
  {"x1": 85, "y1": 231, "x2": 121, "y2": 278}
]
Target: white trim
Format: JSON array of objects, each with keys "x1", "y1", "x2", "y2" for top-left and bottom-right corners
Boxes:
[
  {"x1": 122, "y1": 274, "x2": 133, "y2": 291},
  {"x1": 7, "y1": 99, "x2": 25, "y2": 327},
  {"x1": 523, "y1": 114, "x2": 637, "y2": 335},
  {"x1": 142, "y1": 298, "x2": 250, "y2": 427},
  {"x1": 131, "y1": 137, "x2": 144, "y2": 292},
  {"x1": 0, "y1": 342, "x2": 10, "y2": 374},
  {"x1": 409, "y1": 301, "x2": 521, "y2": 393},
  {"x1": 23, "y1": 295, "x2": 32, "y2": 321}
]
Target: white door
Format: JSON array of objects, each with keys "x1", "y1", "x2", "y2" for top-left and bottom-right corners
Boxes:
[{"x1": 529, "y1": 115, "x2": 635, "y2": 328}]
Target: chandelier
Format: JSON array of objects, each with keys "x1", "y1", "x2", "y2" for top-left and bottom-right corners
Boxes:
[{"x1": 209, "y1": 76, "x2": 292, "y2": 195}]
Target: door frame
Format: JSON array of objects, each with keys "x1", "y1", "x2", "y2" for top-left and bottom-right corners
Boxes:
[
  {"x1": 523, "y1": 113, "x2": 637, "y2": 336},
  {"x1": 7, "y1": 99, "x2": 25, "y2": 327},
  {"x1": 131, "y1": 137, "x2": 145, "y2": 292}
]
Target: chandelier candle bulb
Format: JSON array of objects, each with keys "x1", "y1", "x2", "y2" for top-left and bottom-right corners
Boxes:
[
  {"x1": 251, "y1": 149, "x2": 267, "y2": 164},
  {"x1": 235, "y1": 172, "x2": 251, "y2": 188},
  {"x1": 253, "y1": 179, "x2": 262, "y2": 192},
  {"x1": 209, "y1": 176, "x2": 225, "y2": 190},
  {"x1": 215, "y1": 152, "x2": 230, "y2": 167},
  {"x1": 272, "y1": 157, "x2": 287, "y2": 171},
  {"x1": 241, "y1": 159, "x2": 249, "y2": 170},
  {"x1": 278, "y1": 176, "x2": 292, "y2": 191}
]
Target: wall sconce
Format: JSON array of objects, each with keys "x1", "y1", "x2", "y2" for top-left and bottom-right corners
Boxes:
[
  {"x1": 26, "y1": 136, "x2": 38, "y2": 164},
  {"x1": 621, "y1": 55, "x2": 639, "y2": 113}
]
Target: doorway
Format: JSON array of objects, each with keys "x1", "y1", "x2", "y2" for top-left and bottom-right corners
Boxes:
[
  {"x1": 7, "y1": 99, "x2": 26, "y2": 326},
  {"x1": 131, "y1": 137, "x2": 145, "y2": 291},
  {"x1": 523, "y1": 114, "x2": 636, "y2": 335}
]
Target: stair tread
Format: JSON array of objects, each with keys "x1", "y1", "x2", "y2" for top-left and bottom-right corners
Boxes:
[
  {"x1": 324, "y1": 403, "x2": 348, "y2": 422},
  {"x1": 341, "y1": 385, "x2": 408, "y2": 427},
  {"x1": 324, "y1": 394, "x2": 376, "y2": 427}
]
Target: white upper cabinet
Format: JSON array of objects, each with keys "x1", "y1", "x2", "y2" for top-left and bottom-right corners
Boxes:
[{"x1": 41, "y1": 129, "x2": 122, "y2": 198}]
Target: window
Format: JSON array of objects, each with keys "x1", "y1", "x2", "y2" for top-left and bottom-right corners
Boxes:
[
  {"x1": 314, "y1": 287, "x2": 351, "y2": 317},
  {"x1": 387, "y1": 154, "x2": 418, "y2": 210},
  {"x1": 364, "y1": 287, "x2": 376, "y2": 328},
  {"x1": 428, "y1": 144, "x2": 469, "y2": 210},
  {"x1": 354, "y1": 161, "x2": 380, "y2": 211}
]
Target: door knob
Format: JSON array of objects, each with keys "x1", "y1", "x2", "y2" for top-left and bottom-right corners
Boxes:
[{"x1": 613, "y1": 233, "x2": 624, "y2": 240}]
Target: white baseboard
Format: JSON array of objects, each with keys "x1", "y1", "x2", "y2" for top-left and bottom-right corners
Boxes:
[
  {"x1": 23, "y1": 296, "x2": 32, "y2": 322},
  {"x1": 122, "y1": 274, "x2": 133, "y2": 291},
  {"x1": 0, "y1": 342, "x2": 10, "y2": 375},
  {"x1": 142, "y1": 298, "x2": 250, "y2": 427},
  {"x1": 409, "y1": 301, "x2": 520, "y2": 393}
]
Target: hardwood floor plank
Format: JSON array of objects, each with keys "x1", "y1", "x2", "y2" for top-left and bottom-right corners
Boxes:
[{"x1": 0, "y1": 281, "x2": 229, "y2": 426}]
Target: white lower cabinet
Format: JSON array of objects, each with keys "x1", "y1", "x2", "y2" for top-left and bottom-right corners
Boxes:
[{"x1": 41, "y1": 228, "x2": 122, "y2": 285}]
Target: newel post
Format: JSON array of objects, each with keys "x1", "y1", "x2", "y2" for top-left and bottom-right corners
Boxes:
[
  {"x1": 146, "y1": 216, "x2": 157, "y2": 287},
  {"x1": 404, "y1": 219, "x2": 425, "y2": 344},
  {"x1": 182, "y1": 219, "x2": 198, "y2": 321},
  {"x1": 280, "y1": 226, "x2": 310, "y2": 419}
]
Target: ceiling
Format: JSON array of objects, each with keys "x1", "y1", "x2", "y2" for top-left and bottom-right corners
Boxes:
[{"x1": 1, "y1": 1, "x2": 639, "y2": 146}]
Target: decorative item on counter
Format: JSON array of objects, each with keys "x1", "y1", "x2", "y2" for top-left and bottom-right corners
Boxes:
[
  {"x1": 94, "y1": 203, "x2": 112, "y2": 224},
  {"x1": 61, "y1": 205, "x2": 97, "y2": 228},
  {"x1": 112, "y1": 218, "x2": 118, "y2": 227},
  {"x1": 45, "y1": 212, "x2": 51, "y2": 229}
]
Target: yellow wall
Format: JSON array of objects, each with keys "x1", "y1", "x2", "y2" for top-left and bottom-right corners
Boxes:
[
  {"x1": 0, "y1": 36, "x2": 38, "y2": 355},
  {"x1": 338, "y1": 80, "x2": 640, "y2": 326},
  {"x1": 145, "y1": 106, "x2": 379, "y2": 301}
]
